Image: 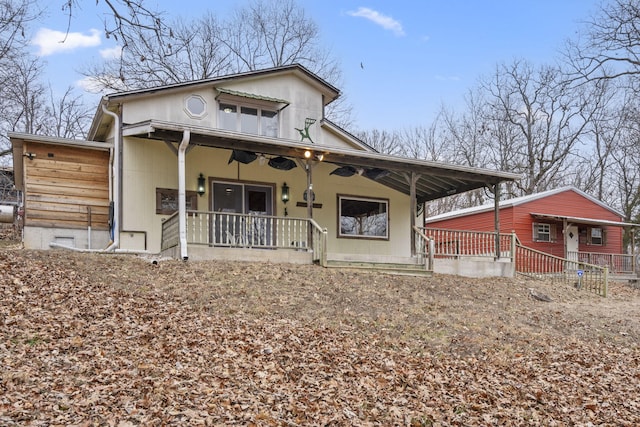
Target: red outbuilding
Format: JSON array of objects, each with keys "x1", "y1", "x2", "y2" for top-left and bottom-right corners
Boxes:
[{"x1": 425, "y1": 187, "x2": 637, "y2": 273}]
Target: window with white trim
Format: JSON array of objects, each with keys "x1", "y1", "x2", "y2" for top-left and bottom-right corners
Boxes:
[
  {"x1": 184, "y1": 95, "x2": 207, "y2": 118},
  {"x1": 533, "y1": 222, "x2": 556, "y2": 242},
  {"x1": 219, "y1": 102, "x2": 278, "y2": 137},
  {"x1": 338, "y1": 195, "x2": 388, "y2": 239}
]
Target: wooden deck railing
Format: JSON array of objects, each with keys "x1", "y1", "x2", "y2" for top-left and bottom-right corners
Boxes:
[
  {"x1": 568, "y1": 251, "x2": 635, "y2": 274},
  {"x1": 414, "y1": 226, "x2": 435, "y2": 271},
  {"x1": 517, "y1": 244, "x2": 608, "y2": 297},
  {"x1": 420, "y1": 227, "x2": 514, "y2": 259},
  {"x1": 418, "y1": 227, "x2": 609, "y2": 296},
  {"x1": 161, "y1": 211, "x2": 327, "y2": 262}
]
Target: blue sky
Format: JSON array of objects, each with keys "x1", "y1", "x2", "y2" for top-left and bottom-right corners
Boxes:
[{"x1": 32, "y1": 0, "x2": 601, "y2": 132}]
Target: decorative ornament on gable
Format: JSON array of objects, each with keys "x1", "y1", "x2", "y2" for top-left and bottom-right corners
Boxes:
[{"x1": 295, "y1": 118, "x2": 316, "y2": 143}]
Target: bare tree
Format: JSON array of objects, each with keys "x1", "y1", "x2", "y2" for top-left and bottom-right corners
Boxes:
[
  {"x1": 564, "y1": 0, "x2": 640, "y2": 234},
  {"x1": 355, "y1": 129, "x2": 402, "y2": 155},
  {"x1": 565, "y1": 0, "x2": 640, "y2": 87},
  {"x1": 83, "y1": 12, "x2": 233, "y2": 90},
  {"x1": 479, "y1": 59, "x2": 599, "y2": 195},
  {"x1": 61, "y1": 0, "x2": 171, "y2": 56},
  {"x1": 81, "y1": 0, "x2": 353, "y2": 126}
]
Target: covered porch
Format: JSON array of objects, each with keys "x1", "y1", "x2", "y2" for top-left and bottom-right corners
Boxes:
[
  {"x1": 130, "y1": 119, "x2": 518, "y2": 268},
  {"x1": 530, "y1": 212, "x2": 638, "y2": 275}
]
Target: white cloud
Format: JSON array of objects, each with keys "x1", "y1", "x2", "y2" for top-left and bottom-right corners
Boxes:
[
  {"x1": 32, "y1": 28, "x2": 101, "y2": 56},
  {"x1": 100, "y1": 45, "x2": 122, "y2": 60},
  {"x1": 347, "y1": 7, "x2": 405, "y2": 36}
]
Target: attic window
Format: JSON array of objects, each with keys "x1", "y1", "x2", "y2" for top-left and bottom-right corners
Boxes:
[{"x1": 185, "y1": 95, "x2": 207, "y2": 118}]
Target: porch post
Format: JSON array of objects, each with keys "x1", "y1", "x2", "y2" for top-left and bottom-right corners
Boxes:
[
  {"x1": 410, "y1": 172, "x2": 418, "y2": 256},
  {"x1": 562, "y1": 218, "x2": 568, "y2": 259},
  {"x1": 306, "y1": 161, "x2": 313, "y2": 219},
  {"x1": 494, "y1": 182, "x2": 501, "y2": 259},
  {"x1": 306, "y1": 161, "x2": 313, "y2": 248},
  {"x1": 632, "y1": 228, "x2": 637, "y2": 274}
]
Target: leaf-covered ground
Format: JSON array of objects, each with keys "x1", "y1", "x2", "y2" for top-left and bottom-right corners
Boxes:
[{"x1": 1, "y1": 245, "x2": 639, "y2": 426}]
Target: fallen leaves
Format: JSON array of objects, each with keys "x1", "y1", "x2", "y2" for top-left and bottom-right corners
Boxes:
[{"x1": 0, "y1": 248, "x2": 639, "y2": 425}]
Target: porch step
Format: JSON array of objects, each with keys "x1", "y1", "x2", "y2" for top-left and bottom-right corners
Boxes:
[{"x1": 325, "y1": 259, "x2": 432, "y2": 277}]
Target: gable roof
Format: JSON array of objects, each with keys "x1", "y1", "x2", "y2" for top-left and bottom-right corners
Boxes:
[
  {"x1": 88, "y1": 64, "x2": 339, "y2": 141},
  {"x1": 425, "y1": 186, "x2": 626, "y2": 223}
]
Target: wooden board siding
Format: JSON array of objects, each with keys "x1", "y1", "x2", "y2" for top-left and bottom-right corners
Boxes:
[
  {"x1": 24, "y1": 142, "x2": 110, "y2": 230},
  {"x1": 426, "y1": 207, "x2": 515, "y2": 233}
]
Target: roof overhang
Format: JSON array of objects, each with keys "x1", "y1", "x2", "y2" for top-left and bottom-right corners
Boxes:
[
  {"x1": 8, "y1": 132, "x2": 112, "y2": 190},
  {"x1": 122, "y1": 120, "x2": 520, "y2": 203},
  {"x1": 215, "y1": 87, "x2": 290, "y2": 110},
  {"x1": 530, "y1": 213, "x2": 638, "y2": 228}
]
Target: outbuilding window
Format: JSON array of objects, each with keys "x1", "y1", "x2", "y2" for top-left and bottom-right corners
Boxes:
[
  {"x1": 338, "y1": 195, "x2": 388, "y2": 239},
  {"x1": 533, "y1": 222, "x2": 556, "y2": 242},
  {"x1": 587, "y1": 227, "x2": 605, "y2": 245}
]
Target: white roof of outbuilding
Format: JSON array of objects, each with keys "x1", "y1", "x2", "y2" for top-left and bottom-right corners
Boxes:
[{"x1": 425, "y1": 186, "x2": 628, "y2": 223}]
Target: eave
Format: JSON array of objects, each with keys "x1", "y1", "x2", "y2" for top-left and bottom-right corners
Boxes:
[{"x1": 122, "y1": 120, "x2": 520, "y2": 203}]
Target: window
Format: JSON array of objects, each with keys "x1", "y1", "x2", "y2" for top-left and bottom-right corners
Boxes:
[
  {"x1": 533, "y1": 222, "x2": 556, "y2": 242},
  {"x1": 156, "y1": 188, "x2": 198, "y2": 215},
  {"x1": 338, "y1": 195, "x2": 388, "y2": 239},
  {"x1": 184, "y1": 95, "x2": 207, "y2": 118},
  {"x1": 588, "y1": 227, "x2": 604, "y2": 245},
  {"x1": 218, "y1": 102, "x2": 278, "y2": 136}
]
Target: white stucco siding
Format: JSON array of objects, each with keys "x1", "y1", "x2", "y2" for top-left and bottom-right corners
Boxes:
[
  {"x1": 220, "y1": 75, "x2": 323, "y2": 143},
  {"x1": 122, "y1": 90, "x2": 218, "y2": 128},
  {"x1": 309, "y1": 162, "x2": 412, "y2": 258},
  {"x1": 120, "y1": 137, "x2": 181, "y2": 252},
  {"x1": 119, "y1": 140, "x2": 412, "y2": 256}
]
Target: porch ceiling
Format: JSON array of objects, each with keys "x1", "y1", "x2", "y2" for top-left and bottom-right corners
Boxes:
[
  {"x1": 124, "y1": 120, "x2": 520, "y2": 203},
  {"x1": 530, "y1": 213, "x2": 638, "y2": 228}
]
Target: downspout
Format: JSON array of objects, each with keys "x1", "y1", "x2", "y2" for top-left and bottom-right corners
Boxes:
[
  {"x1": 102, "y1": 104, "x2": 120, "y2": 251},
  {"x1": 178, "y1": 130, "x2": 191, "y2": 261}
]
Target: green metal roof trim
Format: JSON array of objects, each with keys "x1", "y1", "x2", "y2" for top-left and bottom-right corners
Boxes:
[{"x1": 216, "y1": 87, "x2": 289, "y2": 105}]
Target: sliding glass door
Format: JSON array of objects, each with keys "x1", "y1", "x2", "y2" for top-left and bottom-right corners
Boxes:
[{"x1": 212, "y1": 181, "x2": 274, "y2": 246}]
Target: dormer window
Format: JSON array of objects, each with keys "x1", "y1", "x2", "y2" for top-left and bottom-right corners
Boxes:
[
  {"x1": 216, "y1": 87, "x2": 288, "y2": 138},
  {"x1": 219, "y1": 102, "x2": 278, "y2": 137}
]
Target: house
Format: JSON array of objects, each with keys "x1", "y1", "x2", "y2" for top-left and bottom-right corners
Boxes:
[
  {"x1": 10, "y1": 64, "x2": 518, "y2": 269},
  {"x1": 425, "y1": 186, "x2": 638, "y2": 274}
]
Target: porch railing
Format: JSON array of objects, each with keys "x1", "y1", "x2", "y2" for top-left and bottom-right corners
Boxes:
[
  {"x1": 310, "y1": 219, "x2": 328, "y2": 267},
  {"x1": 417, "y1": 226, "x2": 608, "y2": 296},
  {"x1": 414, "y1": 226, "x2": 435, "y2": 271},
  {"x1": 518, "y1": 244, "x2": 608, "y2": 297},
  {"x1": 420, "y1": 227, "x2": 514, "y2": 259},
  {"x1": 161, "y1": 211, "x2": 327, "y2": 262},
  {"x1": 568, "y1": 251, "x2": 635, "y2": 275}
]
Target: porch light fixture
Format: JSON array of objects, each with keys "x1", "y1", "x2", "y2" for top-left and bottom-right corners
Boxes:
[
  {"x1": 303, "y1": 150, "x2": 324, "y2": 162},
  {"x1": 197, "y1": 173, "x2": 205, "y2": 196},
  {"x1": 281, "y1": 182, "x2": 290, "y2": 203}
]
